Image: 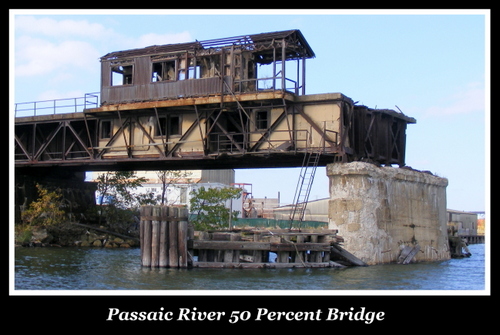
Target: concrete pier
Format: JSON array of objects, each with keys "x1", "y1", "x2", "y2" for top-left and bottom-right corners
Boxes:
[{"x1": 327, "y1": 162, "x2": 450, "y2": 265}]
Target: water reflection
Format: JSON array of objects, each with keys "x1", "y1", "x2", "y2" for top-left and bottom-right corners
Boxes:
[{"x1": 14, "y1": 244, "x2": 485, "y2": 291}]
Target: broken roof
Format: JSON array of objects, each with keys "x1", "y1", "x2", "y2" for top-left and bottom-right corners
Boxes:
[
  {"x1": 101, "y1": 29, "x2": 315, "y2": 61},
  {"x1": 354, "y1": 105, "x2": 417, "y2": 124}
]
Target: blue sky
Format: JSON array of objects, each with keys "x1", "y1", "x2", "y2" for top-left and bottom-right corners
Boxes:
[{"x1": 11, "y1": 9, "x2": 489, "y2": 212}]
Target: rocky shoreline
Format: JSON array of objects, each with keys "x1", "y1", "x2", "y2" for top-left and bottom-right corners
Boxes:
[{"x1": 16, "y1": 223, "x2": 139, "y2": 248}]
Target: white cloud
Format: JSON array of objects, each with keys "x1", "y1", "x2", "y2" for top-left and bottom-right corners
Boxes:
[
  {"x1": 14, "y1": 16, "x2": 115, "y2": 79},
  {"x1": 14, "y1": 15, "x2": 192, "y2": 79},
  {"x1": 15, "y1": 36, "x2": 100, "y2": 77},
  {"x1": 125, "y1": 31, "x2": 192, "y2": 49},
  {"x1": 15, "y1": 15, "x2": 116, "y2": 39},
  {"x1": 13, "y1": 15, "x2": 194, "y2": 104},
  {"x1": 423, "y1": 81, "x2": 486, "y2": 117}
]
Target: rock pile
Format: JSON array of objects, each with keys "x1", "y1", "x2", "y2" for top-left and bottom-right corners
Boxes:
[
  {"x1": 78, "y1": 233, "x2": 137, "y2": 248},
  {"x1": 18, "y1": 224, "x2": 139, "y2": 248}
]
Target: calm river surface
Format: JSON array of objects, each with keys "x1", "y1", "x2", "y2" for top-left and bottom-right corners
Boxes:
[{"x1": 14, "y1": 243, "x2": 486, "y2": 292}]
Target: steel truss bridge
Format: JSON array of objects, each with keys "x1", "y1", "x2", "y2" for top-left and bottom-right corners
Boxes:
[
  {"x1": 14, "y1": 30, "x2": 415, "y2": 175},
  {"x1": 14, "y1": 91, "x2": 415, "y2": 176},
  {"x1": 13, "y1": 29, "x2": 417, "y2": 227}
]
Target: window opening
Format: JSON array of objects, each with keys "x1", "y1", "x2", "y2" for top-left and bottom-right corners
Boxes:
[
  {"x1": 255, "y1": 110, "x2": 269, "y2": 130},
  {"x1": 111, "y1": 65, "x2": 133, "y2": 86},
  {"x1": 188, "y1": 64, "x2": 201, "y2": 79},
  {"x1": 177, "y1": 57, "x2": 188, "y2": 80},
  {"x1": 100, "y1": 120, "x2": 112, "y2": 139},
  {"x1": 155, "y1": 117, "x2": 167, "y2": 137},
  {"x1": 179, "y1": 186, "x2": 188, "y2": 204},
  {"x1": 169, "y1": 116, "x2": 181, "y2": 136},
  {"x1": 199, "y1": 55, "x2": 220, "y2": 78},
  {"x1": 152, "y1": 61, "x2": 176, "y2": 82},
  {"x1": 257, "y1": 63, "x2": 277, "y2": 90}
]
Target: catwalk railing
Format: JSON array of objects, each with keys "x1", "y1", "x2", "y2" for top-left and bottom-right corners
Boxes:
[{"x1": 14, "y1": 92, "x2": 99, "y2": 118}]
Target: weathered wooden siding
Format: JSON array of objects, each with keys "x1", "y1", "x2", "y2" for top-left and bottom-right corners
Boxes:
[{"x1": 101, "y1": 75, "x2": 231, "y2": 104}]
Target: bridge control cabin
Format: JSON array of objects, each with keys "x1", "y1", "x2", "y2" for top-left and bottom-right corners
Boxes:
[
  {"x1": 99, "y1": 29, "x2": 314, "y2": 104},
  {"x1": 15, "y1": 29, "x2": 416, "y2": 172}
]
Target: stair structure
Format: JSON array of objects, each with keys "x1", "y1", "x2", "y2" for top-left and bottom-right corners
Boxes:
[{"x1": 288, "y1": 151, "x2": 321, "y2": 230}]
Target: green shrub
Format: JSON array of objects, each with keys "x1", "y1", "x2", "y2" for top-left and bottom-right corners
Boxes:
[
  {"x1": 21, "y1": 184, "x2": 66, "y2": 227},
  {"x1": 15, "y1": 224, "x2": 33, "y2": 244}
]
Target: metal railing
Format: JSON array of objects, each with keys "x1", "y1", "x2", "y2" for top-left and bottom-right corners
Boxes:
[
  {"x1": 321, "y1": 129, "x2": 339, "y2": 153},
  {"x1": 209, "y1": 129, "x2": 311, "y2": 155},
  {"x1": 15, "y1": 92, "x2": 99, "y2": 118},
  {"x1": 209, "y1": 127, "x2": 339, "y2": 156},
  {"x1": 234, "y1": 76, "x2": 300, "y2": 95}
]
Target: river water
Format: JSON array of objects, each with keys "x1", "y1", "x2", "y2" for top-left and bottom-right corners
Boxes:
[{"x1": 13, "y1": 243, "x2": 487, "y2": 293}]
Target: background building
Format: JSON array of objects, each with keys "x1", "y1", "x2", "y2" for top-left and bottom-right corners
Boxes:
[
  {"x1": 447, "y1": 209, "x2": 479, "y2": 236},
  {"x1": 89, "y1": 169, "x2": 243, "y2": 216},
  {"x1": 273, "y1": 198, "x2": 329, "y2": 223}
]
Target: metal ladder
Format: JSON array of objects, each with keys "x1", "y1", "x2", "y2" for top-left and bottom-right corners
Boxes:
[{"x1": 288, "y1": 151, "x2": 321, "y2": 230}]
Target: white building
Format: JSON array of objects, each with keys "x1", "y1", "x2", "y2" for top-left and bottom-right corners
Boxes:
[{"x1": 88, "y1": 169, "x2": 243, "y2": 217}]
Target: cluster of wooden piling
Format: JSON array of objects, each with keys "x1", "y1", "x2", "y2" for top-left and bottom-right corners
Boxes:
[
  {"x1": 140, "y1": 205, "x2": 363, "y2": 269},
  {"x1": 139, "y1": 205, "x2": 191, "y2": 268}
]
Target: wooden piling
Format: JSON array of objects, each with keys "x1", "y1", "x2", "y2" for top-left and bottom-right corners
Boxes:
[
  {"x1": 278, "y1": 250, "x2": 290, "y2": 263},
  {"x1": 151, "y1": 206, "x2": 161, "y2": 267},
  {"x1": 141, "y1": 206, "x2": 152, "y2": 267},
  {"x1": 253, "y1": 233, "x2": 263, "y2": 263},
  {"x1": 168, "y1": 207, "x2": 179, "y2": 268},
  {"x1": 159, "y1": 206, "x2": 169, "y2": 267},
  {"x1": 178, "y1": 208, "x2": 189, "y2": 268}
]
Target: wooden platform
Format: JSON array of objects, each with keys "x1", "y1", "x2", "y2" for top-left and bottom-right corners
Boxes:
[
  {"x1": 462, "y1": 235, "x2": 485, "y2": 244},
  {"x1": 190, "y1": 229, "x2": 341, "y2": 268},
  {"x1": 138, "y1": 205, "x2": 371, "y2": 269},
  {"x1": 139, "y1": 206, "x2": 357, "y2": 269}
]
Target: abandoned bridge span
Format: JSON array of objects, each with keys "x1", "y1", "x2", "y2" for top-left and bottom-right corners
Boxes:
[
  {"x1": 14, "y1": 91, "x2": 415, "y2": 173},
  {"x1": 13, "y1": 29, "x2": 451, "y2": 267},
  {"x1": 15, "y1": 29, "x2": 415, "y2": 173}
]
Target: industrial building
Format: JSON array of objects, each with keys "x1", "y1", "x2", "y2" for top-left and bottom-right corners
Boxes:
[
  {"x1": 273, "y1": 198, "x2": 329, "y2": 222},
  {"x1": 447, "y1": 209, "x2": 479, "y2": 236}
]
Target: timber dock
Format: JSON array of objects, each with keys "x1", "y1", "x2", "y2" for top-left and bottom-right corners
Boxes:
[
  {"x1": 140, "y1": 205, "x2": 365, "y2": 269},
  {"x1": 461, "y1": 235, "x2": 485, "y2": 244},
  {"x1": 191, "y1": 229, "x2": 345, "y2": 269}
]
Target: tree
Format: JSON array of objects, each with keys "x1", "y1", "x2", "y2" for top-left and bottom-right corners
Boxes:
[
  {"x1": 156, "y1": 170, "x2": 193, "y2": 205},
  {"x1": 21, "y1": 184, "x2": 66, "y2": 227},
  {"x1": 95, "y1": 171, "x2": 151, "y2": 227},
  {"x1": 96, "y1": 171, "x2": 148, "y2": 209},
  {"x1": 189, "y1": 186, "x2": 242, "y2": 230}
]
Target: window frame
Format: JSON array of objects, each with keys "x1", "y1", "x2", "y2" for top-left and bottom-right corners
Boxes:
[
  {"x1": 110, "y1": 64, "x2": 134, "y2": 86},
  {"x1": 168, "y1": 115, "x2": 182, "y2": 137},
  {"x1": 151, "y1": 60, "x2": 176, "y2": 82},
  {"x1": 154, "y1": 115, "x2": 182, "y2": 138},
  {"x1": 100, "y1": 120, "x2": 113, "y2": 139},
  {"x1": 255, "y1": 110, "x2": 270, "y2": 130}
]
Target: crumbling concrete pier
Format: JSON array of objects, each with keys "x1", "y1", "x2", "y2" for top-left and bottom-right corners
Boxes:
[{"x1": 327, "y1": 162, "x2": 450, "y2": 265}]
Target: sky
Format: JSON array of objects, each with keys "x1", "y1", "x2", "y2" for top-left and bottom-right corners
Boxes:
[{"x1": 10, "y1": 9, "x2": 489, "y2": 212}]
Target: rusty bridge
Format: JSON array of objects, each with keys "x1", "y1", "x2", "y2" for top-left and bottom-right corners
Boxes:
[{"x1": 15, "y1": 30, "x2": 416, "y2": 175}]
